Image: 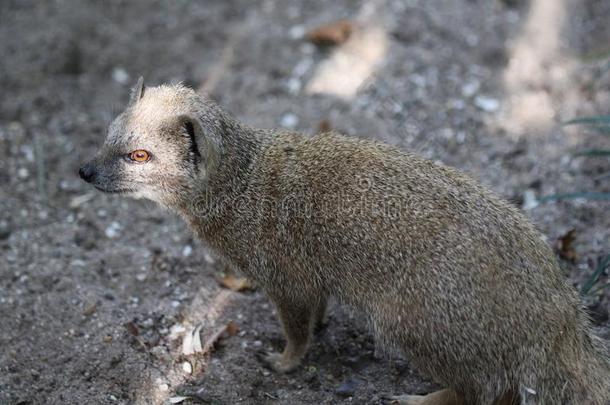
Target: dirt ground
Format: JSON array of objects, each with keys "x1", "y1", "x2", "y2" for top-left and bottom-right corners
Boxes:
[{"x1": 1, "y1": 0, "x2": 609, "y2": 404}]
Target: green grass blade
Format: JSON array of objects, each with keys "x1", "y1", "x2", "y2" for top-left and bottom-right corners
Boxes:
[
  {"x1": 574, "y1": 149, "x2": 610, "y2": 157},
  {"x1": 591, "y1": 126, "x2": 610, "y2": 135},
  {"x1": 594, "y1": 171, "x2": 610, "y2": 181},
  {"x1": 588, "y1": 281, "x2": 610, "y2": 295},
  {"x1": 581, "y1": 48, "x2": 610, "y2": 63},
  {"x1": 581, "y1": 254, "x2": 610, "y2": 295},
  {"x1": 538, "y1": 192, "x2": 610, "y2": 203},
  {"x1": 562, "y1": 115, "x2": 610, "y2": 126}
]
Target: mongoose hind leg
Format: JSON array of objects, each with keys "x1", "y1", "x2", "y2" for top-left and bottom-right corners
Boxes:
[
  {"x1": 385, "y1": 389, "x2": 465, "y2": 405},
  {"x1": 262, "y1": 296, "x2": 323, "y2": 373}
]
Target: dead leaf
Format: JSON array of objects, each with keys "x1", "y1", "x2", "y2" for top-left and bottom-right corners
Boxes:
[
  {"x1": 182, "y1": 323, "x2": 204, "y2": 355},
  {"x1": 83, "y1": 302, "x2": 97, "y2": 316},
  {"x1": 183, "y1": 321, "x2": 239, "y2": 357},
  {"x1": 169, "y1": 396, "x2": 189, "y2": 404},
  {"x1": 201, "y1": 324, "x2": 229, "y2": 355},
  {"x1": 219, "y1": 275, "x2": 252, "y2": 292},
  {"x1": 226, "y1": 321, "x2": 239, "y2": 337},
  {"x1": 123, "y1": 321, "x2": 139, "y2": 336},
  {"x1": 124, "y1": 321, "x2": 149, "y2": 351},
  {"x1": 318, "y1": 119, "x2": 332, "y2": 133},
  {"x1": 305, "y1": 20, "x2": 353, "y2": 47},
  {"x1": 556, "y1": 229, "x2": 577, "y2": 262}
]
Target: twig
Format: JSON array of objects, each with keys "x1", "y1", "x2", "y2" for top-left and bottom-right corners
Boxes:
[
  {"x1": 33, "y1": 131, "x2": 47, "y2": 204},
  {"x1": 199, "y1": 22, "x2": 249, "y2": 94}
]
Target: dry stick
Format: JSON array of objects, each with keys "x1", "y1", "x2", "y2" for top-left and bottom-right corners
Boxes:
[
  {"x1": 201, "y1": 323, "x2": 229, "y2": 356},
  {"x1": 182, "y1": 289, "x2": 235, "y2": 355},
  {"x1": 33, "y1": 131, "x2": 47, "y2": 205},
  {"x1": 198, "y1": 22, "x2": 249, "y2": 95}
]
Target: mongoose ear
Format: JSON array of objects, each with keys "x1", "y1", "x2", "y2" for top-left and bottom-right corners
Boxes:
[
  {"x1": 129, "y1": 76, "x2": 145, "y2": 106},
  {"x1": 178, "y1": 115, "x2": 219, "y2": 173}
]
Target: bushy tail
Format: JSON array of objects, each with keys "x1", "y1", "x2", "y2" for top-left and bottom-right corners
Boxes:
[
  {"x1": 526, "y1": 328, "x2": 610, "y2": 405},
  {"x1": 579, "y1": 333, "x2": 610, "y2": 404}
]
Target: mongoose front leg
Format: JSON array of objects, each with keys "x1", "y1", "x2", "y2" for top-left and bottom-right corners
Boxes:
[
  {"x1": 386, "y1": 389, "x2": 465, "y2": 405},
  {"x1": 262, "y1": 298, "x2": 318, "y2": 373}
]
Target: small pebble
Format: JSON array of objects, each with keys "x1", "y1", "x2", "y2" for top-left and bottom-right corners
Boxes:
[
  {"x1": 0, "y1": 220, "x2": 11, "y2": 240},
  {"x1": 335, "y1": 378, "x2": 358, "y2": 397},
  {"x1": 20, "y1": 145, "x2": 34, "y2": 162},
  {"x1": 204, "y1": 253, "x2": 215, "y2": 264},
  {"x1": 280, "y1": 113, "x2": 299, "y2": 129},
  {"x1": 447, "y1": 99, "x2": 466, "y2": 110},
  {"x1": 17, "y1": 167, "x2": 29, "y2": 179},
  {"x1": 105, "y1": 222, "x2": 122, "y2": 239},
  {"x1": 522, "y1": 189, "x2": 539, "y2": 210},
  {"x1": 182, "y1": 245, "x2": 193, "y2": 257},
  {"x1": 150, "y1": 345, "x2": 167, "y2": 357},
  {"x1": 410, "y1": 74, "x2": 427, "y2": 88},
  {"x1": 474, "y1": 95, "x2": 500, "y2": 112},
  {"x1": 182, "y1": 361, "x2": 192, "y2": 374},
  {"x1": 292, "y1": 58, "x2": 313, "y2": 77},
  {"x1": 112, "y1": 67, "x2": 130, "y2": 84},
  {"x1": 461, "y1": 80, "x2": 480, "y2": 97},
  {"x1": 286, "y1": 77, "x2": 301, "y2": 94},
  {"x1": 289, "y1": 25, "x2": 305, "y2": 39},
  {"x1": 466, "y1": 33, "x2": 479, "y2": 46}
]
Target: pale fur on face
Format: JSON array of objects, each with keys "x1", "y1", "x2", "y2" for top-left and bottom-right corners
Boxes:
[{"x1": 84, "y1": 83, "x2": 220, "y2": 206}]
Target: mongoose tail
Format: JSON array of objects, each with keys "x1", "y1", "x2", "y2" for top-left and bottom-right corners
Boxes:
[
  {"x1": 396, "y1": 328, "x2": 610, "y2": 405},
  {"x1": 527, "y1": 323, "x2": 610, "y2": 404}
]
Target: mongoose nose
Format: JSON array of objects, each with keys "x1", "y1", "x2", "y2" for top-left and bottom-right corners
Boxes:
[{"x1": 79, "y1": 163, "x2": 96, "y2": 183}]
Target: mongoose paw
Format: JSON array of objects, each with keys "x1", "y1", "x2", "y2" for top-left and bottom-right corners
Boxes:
[
  {"x1": 257, "y1": 351, "x2": 300, "y2": 373},
  {"x1": 381, "y1": 394, "x2": 426, "y2": 405}
]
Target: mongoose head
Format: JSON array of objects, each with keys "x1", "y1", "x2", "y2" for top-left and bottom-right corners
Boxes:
[{"x1": 79, "y1": 78, "x2": 221, "y2": 207}]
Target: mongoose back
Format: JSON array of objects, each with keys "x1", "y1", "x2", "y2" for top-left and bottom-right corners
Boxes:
[{"x1": 80, "y1": 79, "x2": 610, "y2": 404}]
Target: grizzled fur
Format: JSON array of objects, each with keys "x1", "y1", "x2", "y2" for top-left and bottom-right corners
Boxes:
[{"x1": 81, "y1": 81, "x2": 610, "y2": 405}]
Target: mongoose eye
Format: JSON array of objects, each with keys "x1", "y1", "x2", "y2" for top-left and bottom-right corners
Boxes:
[{"x1": 128, "y1": 149, "x2": 150, "y2": 162}]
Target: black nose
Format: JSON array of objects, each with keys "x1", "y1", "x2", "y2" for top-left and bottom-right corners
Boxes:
[{"x1": 79, "y1": 163, "x2": 96, "y2": 183}]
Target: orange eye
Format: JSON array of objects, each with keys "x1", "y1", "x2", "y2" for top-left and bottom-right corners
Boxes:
[{"x1": 129, "y1": 149, "x2": 150, "y2": 162}]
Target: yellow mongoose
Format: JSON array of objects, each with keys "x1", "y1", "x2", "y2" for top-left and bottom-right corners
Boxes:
[{"x1": 80, "y1": 79, "x2": 610, "y2": 404}]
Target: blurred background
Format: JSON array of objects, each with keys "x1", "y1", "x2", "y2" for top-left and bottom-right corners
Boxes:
[{"x1": 0, "y1": 0, "x2": 609, "y2": 404}]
